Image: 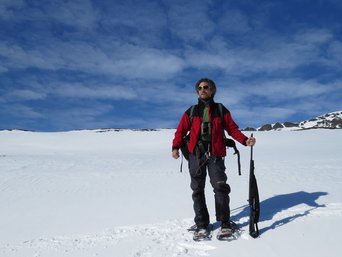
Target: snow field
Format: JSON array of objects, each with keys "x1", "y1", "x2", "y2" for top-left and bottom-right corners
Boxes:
[{"x1": 0, "y1": 129, "x2": 341, "y2": 257}]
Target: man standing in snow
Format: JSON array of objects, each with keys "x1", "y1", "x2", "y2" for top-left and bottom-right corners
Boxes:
[{"x1": 171, "y1": 78, "x2": 256, "y2": 240}]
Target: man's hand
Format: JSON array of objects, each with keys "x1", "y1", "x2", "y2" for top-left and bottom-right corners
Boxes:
[
  {"x1": 246, "y1": 136, "x2": 256, "y2": 146},
  {"x1": 172, "y1": 149, "x2": 180, "y2": 159}
]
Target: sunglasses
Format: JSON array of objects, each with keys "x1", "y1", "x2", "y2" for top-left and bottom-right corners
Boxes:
[{"x1": 198, "y1": 85, "x2": 210, "y2": 91}]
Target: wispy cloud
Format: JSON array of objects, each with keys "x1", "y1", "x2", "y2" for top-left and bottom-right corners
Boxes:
[
  {"x1": 0, "y1": 0, "x2": 25, "y2": 20},
  {"x1": 0, "y1": 0, "x2": 98, "y2": 29},
  {"x1": 248, "y1": 79, "x2": 334, "y2": 101},
  {"x1": 214, "y1": 77, "x2": 340, "y2": 127},
  {"x1": 184, "y1": 27, "x2": 340, "y2": 76},
  {"x1": 6, "y1": 89, "x2": 46, "y2": 101},
  {"x1": 0, "y1": 40, "x2": 185, "y2": 80},
  {"x1": 54, "y1": 84, "x2": 138, "y2": 100},
  {"x1": 166, "y1": 0, "x2": 215, "y2": 43},
  {"x1": 0, "y1": 103, "x2": 43, "y2": 127}
]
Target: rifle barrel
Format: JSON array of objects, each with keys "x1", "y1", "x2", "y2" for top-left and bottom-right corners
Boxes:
[{"x1": 250, "y1": 133, "x2": 253, "y2": 160}]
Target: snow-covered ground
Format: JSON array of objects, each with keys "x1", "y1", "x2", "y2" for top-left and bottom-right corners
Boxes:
[{"x1": 0, "y1": 129, "x2": 341, "y2": 257}]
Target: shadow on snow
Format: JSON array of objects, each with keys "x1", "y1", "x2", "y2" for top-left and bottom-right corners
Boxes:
[{"x1": 230, "y1": 191, "x2": 328, "y2": 235}]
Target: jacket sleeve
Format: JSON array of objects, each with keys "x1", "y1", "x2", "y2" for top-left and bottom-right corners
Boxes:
[
  {"x1": 222, "y1": 109, "x2": 248, "y2": 146},
  {"x1": 172, "y1": 112, "x2": 191, "y2": 150}
]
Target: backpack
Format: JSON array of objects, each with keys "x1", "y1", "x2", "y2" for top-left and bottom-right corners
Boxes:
[{"x1": 180, "y1": 103, "x2": 241, "y2": 175}]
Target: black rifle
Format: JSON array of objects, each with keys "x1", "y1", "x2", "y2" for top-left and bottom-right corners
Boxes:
[{"x1": 248, "y1": 133, "x2": 260, "y2": 238}]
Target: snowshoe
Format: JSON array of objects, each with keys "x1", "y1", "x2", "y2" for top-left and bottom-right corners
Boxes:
[
  {"x1": 189, "y1": 224, "x2": 212, "y2": 241},
  {"x1": 216, "y1": 221, "x2": 239, "y2": 241}
]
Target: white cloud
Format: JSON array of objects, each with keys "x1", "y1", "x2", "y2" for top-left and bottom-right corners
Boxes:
[
  {"x1": 0, "y1": 0, "x2": 98, "y2": 30},
  {"x1": 248, "y1": 79, "x2": 332, "y2": 101},
  {"x1": 0, "y1": 42, "x2": 64, "y2": 70},
  {"x1": 294, "y1": 29, "x2": 333, "y2": 44},
  {"x1": 42, "y1": 0, "x2": 99, "y2": 30},
  {"x1": 0, "y1": 0, "x2": 25, "y2": 20},
  {"x1": 1, "y1": 104, "x2": 43, "y2": 119},
  {"x1": 46, "y1": 104, "x2": 115, "y2": 131},
  {"x1": 328, "y1": 41, "x2": 342, "y2": 56},
  {"x1": 7, "y1": 89, "x2": 46, "y2": 101},
  {"x1": 183, "y1": 27, "x2": 340, "y2": 75},
  {"x1": 100, "y1": 1, "x2": 166, "y2": 31},
  {"x1": 0, "y1": 40, "x2": 185, "y2": 79},
  {"x1": 0, "y1": 65, "x2": 8, "y2": 74},
  {"x1": 212, "y1": 78, "x2": 341, "y2": 127},
  {"x1": 185, "y1": 50, "x2": 235, "y2": 71},
  {"x1": 327, "y1": 41, "x2": 342, "y2": 65},
  {"x1": 110, "y1": 45, "x2": 185, "y2": 79},
  {"x1": 165, "y1": 0, "x2": 215, "y2": 42},
  {"x1": 236, "y1": 106, "x2": 298, "y2": 126},
  {"x1": 54, "y1": 84, "x2": 138, "y2": 100}
]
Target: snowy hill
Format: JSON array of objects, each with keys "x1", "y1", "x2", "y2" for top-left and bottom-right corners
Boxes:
[
  {"x1": 244, "y1": 110, "x2": 342, "y2": 131},
  {"x1": 0, "y1": 129, "x2": 341, "y2": 257}
]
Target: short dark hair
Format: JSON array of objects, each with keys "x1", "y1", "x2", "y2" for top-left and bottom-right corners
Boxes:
[{"x1": 195, "y1": 78, "x2": 216, "y2": 97}]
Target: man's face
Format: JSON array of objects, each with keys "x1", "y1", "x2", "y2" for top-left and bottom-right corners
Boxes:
[{"x1": 197, "y1": 82, "x2": 213, "y2": 100}]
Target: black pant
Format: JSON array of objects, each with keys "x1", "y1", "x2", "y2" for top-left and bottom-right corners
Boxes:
[{"x1": 188, "y1": 153, "x2": 231, "y2": 228}]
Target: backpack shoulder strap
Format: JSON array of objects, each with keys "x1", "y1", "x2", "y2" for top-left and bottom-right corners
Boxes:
[
  {"x1": 189, "y1": 104, "x2": 196, "y2": 125},
  {"x1": 215, "y1": 103, "x2": 226, "y2": 127},
  {"x1": 217, "y1": 103, "x2": 223, "y2": 122}
]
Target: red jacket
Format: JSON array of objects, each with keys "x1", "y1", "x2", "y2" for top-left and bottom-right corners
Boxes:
[{"x1": 172, "y1": 99, "x2": 248, "y2": 157}]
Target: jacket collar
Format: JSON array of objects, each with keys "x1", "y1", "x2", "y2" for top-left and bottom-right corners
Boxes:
[{"x1": 198, "y1": 97, "x2": 215, "y2": 107}]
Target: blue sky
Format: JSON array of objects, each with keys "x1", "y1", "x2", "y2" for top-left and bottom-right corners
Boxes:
[{"x1": 1, "y1": 0, "x2": 342, "y2": 131}]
